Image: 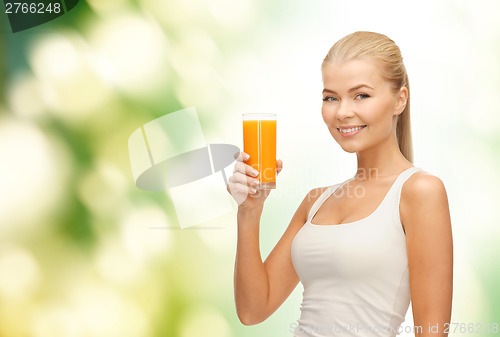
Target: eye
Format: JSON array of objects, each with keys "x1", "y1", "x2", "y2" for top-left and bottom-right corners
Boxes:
[
  {"x1": 355, "y1": 93, "x2": 370, "y2": 100},
  {"x1": 322, "y1": 96, "x2": 338, "y2": 102}
]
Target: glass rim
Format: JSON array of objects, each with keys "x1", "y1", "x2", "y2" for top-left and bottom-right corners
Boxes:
[{"x1": 242, "y1": 113, "x2": 277, "y2": 120}]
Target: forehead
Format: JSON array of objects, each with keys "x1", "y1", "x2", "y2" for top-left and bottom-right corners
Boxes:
[{"x1": 322, "y1": 58, "x2": 385, "y2": 90}]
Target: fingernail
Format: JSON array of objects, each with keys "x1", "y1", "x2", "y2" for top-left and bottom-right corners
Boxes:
[
  {"x1": 250, "y1": 188, "x2": 256, "y2": 194},
  {"x1": 243, "y1": 153, "x2": 250, "y2": 160},
  {"x1": 252, "y1": 169, "x2": 259, "y2": 176}
]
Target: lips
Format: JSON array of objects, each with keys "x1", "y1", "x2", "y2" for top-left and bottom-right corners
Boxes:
[{"x1": 337, "y1": 125, "x2": 367, "y2": 133}]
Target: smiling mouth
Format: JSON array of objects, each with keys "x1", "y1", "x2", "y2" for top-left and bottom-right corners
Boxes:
[{"x1": 337, "y1": 125, "x2": 367, "y2": 134}]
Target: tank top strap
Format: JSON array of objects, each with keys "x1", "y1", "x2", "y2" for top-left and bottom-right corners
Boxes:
[
  {"x1": 307, "y1": 179, "x2": 351, "y2": 222},
  {"x1": 386, "y1": 166, "x2": 424, "y2": 228},
  {"x1": 383, "y1": 166, "x2": 423, "y2": 205},
  {"x1": 392, "y1": 166, "x2": 423, "y2": 193}
]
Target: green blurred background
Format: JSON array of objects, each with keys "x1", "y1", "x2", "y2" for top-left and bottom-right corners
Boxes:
[{"x1": 1, "y1": 0, "x2": 499, "y2": 336}]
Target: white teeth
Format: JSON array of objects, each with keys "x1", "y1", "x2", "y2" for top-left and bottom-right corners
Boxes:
[{"x1": 339, "y1": 126, "x2": 365, "y2": 133}]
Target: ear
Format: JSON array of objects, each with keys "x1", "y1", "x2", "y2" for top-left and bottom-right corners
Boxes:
[{"x1": 394, "y1": 86, "x2": 408, "y2": 116}]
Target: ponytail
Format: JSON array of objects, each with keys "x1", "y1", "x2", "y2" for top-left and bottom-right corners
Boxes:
[{"x1": 396, "y1": 73, "x2": 413, "y2": 163}]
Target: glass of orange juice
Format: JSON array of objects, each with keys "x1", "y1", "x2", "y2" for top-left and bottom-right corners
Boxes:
[{"x1": 242, "y1": 113, "x2": 277, "y2": 190}]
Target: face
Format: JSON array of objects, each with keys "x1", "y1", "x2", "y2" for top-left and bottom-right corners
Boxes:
[{"x1": 321, "y1": 57, "x2": 407, "y2": 154}]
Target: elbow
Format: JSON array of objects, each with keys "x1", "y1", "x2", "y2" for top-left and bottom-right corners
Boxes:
[
  {"x1": 237, "y1": 310, "x2": 267, "y2": 326},
  {"x1": 239, "y1": 316, "x2": 257, "y2": 326}
]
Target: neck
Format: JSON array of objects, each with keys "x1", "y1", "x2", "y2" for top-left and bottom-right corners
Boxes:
[{"x1": 354, "y1": 132, "x2": 410, "y2": 180}]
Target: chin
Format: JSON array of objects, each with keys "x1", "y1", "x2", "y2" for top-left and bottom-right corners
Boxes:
[
  {"x1": 332, "y1": 135, "x2": 361, "y2": 153},
  {"x1": 339, "y1": 145, "x2": 360, "y2": 153}
]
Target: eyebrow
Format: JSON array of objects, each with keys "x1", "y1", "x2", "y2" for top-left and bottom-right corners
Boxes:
[{"x1": 322, "y1": 84, "x2": 374, "y2": 94}]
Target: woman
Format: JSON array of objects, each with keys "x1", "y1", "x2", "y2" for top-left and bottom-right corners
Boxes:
[{"x1": 227, "y1": 31, "x2": 453, "y2": 337}]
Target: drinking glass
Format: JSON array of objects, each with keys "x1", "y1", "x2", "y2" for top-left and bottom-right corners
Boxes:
[{"x1": 242, "y1": 113, "x2": 277, "y2": 190}]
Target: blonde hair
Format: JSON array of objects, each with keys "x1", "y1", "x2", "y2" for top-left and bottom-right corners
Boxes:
[{"x1": 321, "y1": 31, "x2": 413, "y2": 163}]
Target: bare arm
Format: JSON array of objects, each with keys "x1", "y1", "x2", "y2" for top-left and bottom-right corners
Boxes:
[
  {"x1": 401, "y1": 172, "x2": 453, "y2": 337},
  {"x1": 234, "y1": 186, "x2": 326, "y2": 325},
  {"x1": 228, "y1": 152, "x2": 326, "y2": 325},
  {"x1": 234, "y1": 189, "x2": 321, "y2": 325},
  {"x1": 234, "y1": 204, "x2": 269, "y2": 325}
]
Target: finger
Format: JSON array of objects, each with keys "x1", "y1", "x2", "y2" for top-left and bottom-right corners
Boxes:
[
  {"x1": 233, "y1": 161, "x2": 259, "y2": 177},
  {"x1": 230, "y1": 171, "x2": 260, "y2": 187},
  {"x1": 228, "y1": 180, "x2": 257, "y2": 195},
  {"x1": 276, "y1": 159, "x2": 283, "y2": 174},
  {"x1": 235, "y1": 151, "x2": 250, "y2": 162},
  {"x1": 234, "y1": 151, "x2": 248, "y2": 161}
]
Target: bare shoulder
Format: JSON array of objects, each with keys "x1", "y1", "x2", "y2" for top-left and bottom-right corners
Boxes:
[
  {"x1": 401, "y1": 170, "x2": 448, "y2": 201},
  {"x1": 400, "y1": 170, "x2": 450, "y2": 233}
]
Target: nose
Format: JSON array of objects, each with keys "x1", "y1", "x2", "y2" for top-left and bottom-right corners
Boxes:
[{"x1": 335, "y1": 101, "x2": 355, "y2": 120}]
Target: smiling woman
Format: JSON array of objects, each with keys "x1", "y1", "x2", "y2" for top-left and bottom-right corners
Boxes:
[
  {"x1": 321, "y1": 32, "x2": 412, "y2": 164},
  {"x1": 227, "y1": 31, "x2": 453, "y2": 337},
  {"x1": 321, "y1": 58, "x2": 408, "y2": 158}
]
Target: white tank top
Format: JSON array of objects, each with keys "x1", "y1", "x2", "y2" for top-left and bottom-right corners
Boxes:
[{"x1": 291, "y1": 166, "x2": 423, "y2": 337}]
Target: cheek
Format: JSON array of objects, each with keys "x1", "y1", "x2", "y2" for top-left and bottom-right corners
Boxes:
[
  {"x1": 378, "y1": 103, "x2": 396, "y2": 127},
  {"x1": 364, "y1": 102, "x2": 393, "y2": 126},
  {"x1": 321, "y1": 104, "x2": 333, "y2": 124},
  {"x1": 321, "y1": 106, "x2": 327, "y2": 124}
]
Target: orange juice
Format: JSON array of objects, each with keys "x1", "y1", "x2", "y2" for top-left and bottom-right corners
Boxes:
[{"x1": 242, "y1": 114, "x2": 277, "y2": 190}]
